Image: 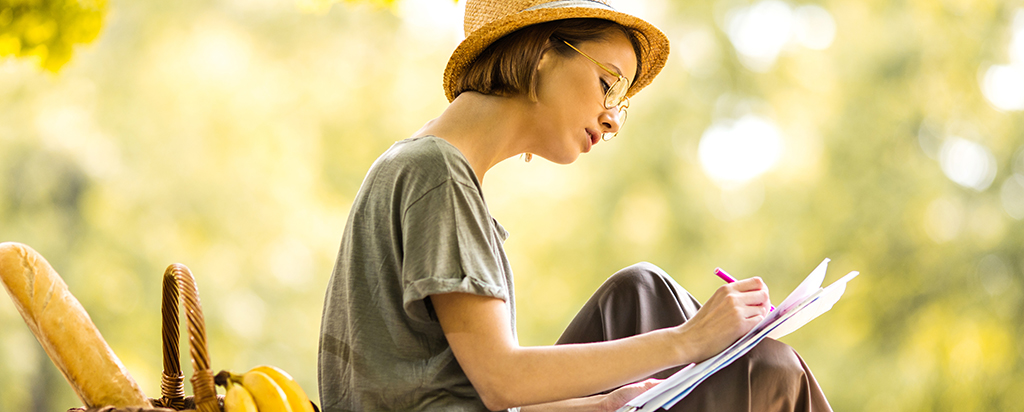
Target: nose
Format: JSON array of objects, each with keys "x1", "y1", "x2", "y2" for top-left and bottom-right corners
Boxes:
[{"x1": 600, "y1": 107, "x2": 624, "y2": 137}]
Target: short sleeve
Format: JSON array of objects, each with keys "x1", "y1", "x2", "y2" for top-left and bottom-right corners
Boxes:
[{"x1": 400, "y1": 178, "x2": 508, "y2": 323}]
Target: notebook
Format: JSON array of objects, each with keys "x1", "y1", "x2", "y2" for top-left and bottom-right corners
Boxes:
[{"x1": 618, "y1": 258, "x2": 859, "y2": 412}]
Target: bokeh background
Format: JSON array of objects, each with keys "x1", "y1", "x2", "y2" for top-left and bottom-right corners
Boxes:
[{"x1": 2, "y1": 0, "x2": 1024, "y2": 410}]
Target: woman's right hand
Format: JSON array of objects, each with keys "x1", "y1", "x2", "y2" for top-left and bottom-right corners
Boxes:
[
  {"x1": 674, "y1": 277, "x2": 771, "y2": 363},
  {"x1": 597, "y1": 379, "x2": 661, "y2": 412}
]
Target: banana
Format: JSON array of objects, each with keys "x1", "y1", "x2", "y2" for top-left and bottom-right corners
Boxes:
[
  {"x1": 224, "y1": 379, "x2": 259, "y2": 412},
  {"x1": 248, "y1": 365, "x2": 316, "y2": 412},
  {"x1": 234, "y1": 370, "x2": 293, "y2": 412}
]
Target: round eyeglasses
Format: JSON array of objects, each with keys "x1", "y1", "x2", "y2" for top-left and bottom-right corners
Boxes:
[{"x1": 560, "y1": 39, "x2": 631, "y2": 140}]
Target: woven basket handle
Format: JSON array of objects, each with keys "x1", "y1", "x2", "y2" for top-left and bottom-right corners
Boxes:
[{"x1": 157, "y1": 264, "x2": 219, "y2": 412}]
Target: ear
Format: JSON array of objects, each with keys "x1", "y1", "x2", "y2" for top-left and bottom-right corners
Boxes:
[
  {"x1": 530, "y1": 39, "x2": 561, "y2": 102},
  {"x1": 536, "y1": 41, "x2": 556, "y2": 72}
]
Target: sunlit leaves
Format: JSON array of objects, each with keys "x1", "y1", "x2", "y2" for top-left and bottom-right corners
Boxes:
[
  {"x1": 0, "y1": 0, "x2": 105, "y2": 72},
  {"x1": 297, "y1": 0, "x2": 389, "y2": 14},
  {"x1": 2, "y1": 0, "x2": 1024, "y2": 411},
  {"x1": 0, "y1": 0, "x2": 445, "y2": 72},
  {"x1": 296, "y1": 0, "x2": 410, "y2": 14}
]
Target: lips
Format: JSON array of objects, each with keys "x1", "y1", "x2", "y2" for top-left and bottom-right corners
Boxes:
[{"x1": 586, "y1": 129, "x2": 600, "y2": 149}]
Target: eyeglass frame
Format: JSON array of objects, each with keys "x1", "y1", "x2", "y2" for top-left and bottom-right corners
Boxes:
[{"x1": 559, "y1": 39, "x2": 630, "y2": 140}]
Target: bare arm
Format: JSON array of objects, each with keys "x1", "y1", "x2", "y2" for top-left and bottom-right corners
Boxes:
[
  {"x1": 518, "y1": 379, "x2": 662, "y2": 412},
  {"x1": 431, "y1": 277, "x2": 772, "y2": 411}
]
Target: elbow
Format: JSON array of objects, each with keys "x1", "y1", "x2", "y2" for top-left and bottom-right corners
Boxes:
[
  {"x1": 462, "y1": 351, "x2": 523, "y2": 410},
  {"x1": 476, "y1": 383, "x2": 516, "y2": 411},
  {"x1": 470, "y1": 368, "x2": 526, "y2": 411}
]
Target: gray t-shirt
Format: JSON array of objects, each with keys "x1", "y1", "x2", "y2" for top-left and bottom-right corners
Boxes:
[{"x1": 319, "y1": 136, "x2": 517, "y2": 411}]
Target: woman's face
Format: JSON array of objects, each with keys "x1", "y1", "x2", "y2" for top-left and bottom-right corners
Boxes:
[{"x1": 528, "y1": 31, "x2": 638, "y2": 164}]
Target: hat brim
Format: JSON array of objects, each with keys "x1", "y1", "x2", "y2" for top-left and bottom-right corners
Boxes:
[{"x1": 443, "y1": 6, "x2": 670, "y2": 102}]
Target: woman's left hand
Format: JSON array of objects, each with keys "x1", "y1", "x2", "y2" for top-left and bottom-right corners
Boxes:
[{"x1": 597, "y1": 379, "x2": 662, "y2": 412}]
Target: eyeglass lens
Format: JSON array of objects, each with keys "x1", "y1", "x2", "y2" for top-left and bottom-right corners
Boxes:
[{"x1": 605, "y1": 78, "x2": 629, "y2": 109}]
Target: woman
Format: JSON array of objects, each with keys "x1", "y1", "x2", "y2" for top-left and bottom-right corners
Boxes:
[{"x1": 318, "y1": 0, "x2": 832, "y2": 411}]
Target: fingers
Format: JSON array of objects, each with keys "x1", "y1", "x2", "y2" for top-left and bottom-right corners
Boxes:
[
  {"x1": 732, "y1": 277, "x2": 772, "y2": 317},
  {"x1": 677, "y1": 275, "x2": 776, "y2": 361},
  {"x1": 601, "y1": 379, "x2": 665, "y2": 411},
  {"x1": 708, "y1": 281, "x2": 771, "y2": 323},
  {"x1": 739, "y1": 300, "x2": 771, "y2": 320},
  {"x1": 731, "y1": 276, "x2": 768, "y2": 293},
  {"x1": 716, "y1": 283, "x2": 770, "y2": 307}
]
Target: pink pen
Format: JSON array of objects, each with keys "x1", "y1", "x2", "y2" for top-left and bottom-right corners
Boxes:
[{"x1": 715, "y1": 267, "x2": 775, "y2": 312}]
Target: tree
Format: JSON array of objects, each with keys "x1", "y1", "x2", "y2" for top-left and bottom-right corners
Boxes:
[{"x1": 0, "y1": 0, "x2": 106, "y2": 71}]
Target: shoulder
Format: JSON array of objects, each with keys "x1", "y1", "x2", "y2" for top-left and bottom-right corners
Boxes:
[{"x1": 378, "y1": 136, "x2": 479, "y2": 189}]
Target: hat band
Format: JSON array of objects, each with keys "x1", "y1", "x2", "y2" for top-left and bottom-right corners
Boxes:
[{"x1": 523, "y1": 0, "x2": 616, "y2": 12}]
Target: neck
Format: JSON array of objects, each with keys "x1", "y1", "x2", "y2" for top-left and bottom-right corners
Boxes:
[{"x1": 413, "y1": 92, "x2": 533, "y2": 183}]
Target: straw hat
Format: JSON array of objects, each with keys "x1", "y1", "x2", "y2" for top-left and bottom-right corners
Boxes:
[{"x1": 443, "y1": 0, "x2": 670, "y2": 102}]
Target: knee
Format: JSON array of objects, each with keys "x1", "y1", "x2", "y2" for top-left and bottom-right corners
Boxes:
[
  {"x1": 607, "y1": 262, "x2": 673, "y2": 291},
  {"x1": 747, "y1": 339, "x2": 809, "y2": 384},
  {"x1": 743, "y1": 339, "x2": 828, "y2": 409},
  {"x1": 598, "y1": 263, "x2": 698, "y2": 315}
]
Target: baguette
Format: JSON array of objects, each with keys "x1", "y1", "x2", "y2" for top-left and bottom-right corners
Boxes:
[{"x1": 0, "y1": 242, "x2": 151, "y2": 408}]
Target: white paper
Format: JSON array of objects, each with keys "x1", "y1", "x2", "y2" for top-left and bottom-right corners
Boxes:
[
  {"x1": 768, "y1": 271, "x2": 858, "y2": 340},
  {"x1": 775, "y1": 259, "x2": 829, "y2": 314},
  {"x1": 618, "y1": 259, "x2": 858, "y2": 412}
]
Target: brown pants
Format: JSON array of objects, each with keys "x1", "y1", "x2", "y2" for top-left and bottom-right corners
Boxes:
[{"x1": 556, "y1": 263, "x2": 833, "y2": 412}]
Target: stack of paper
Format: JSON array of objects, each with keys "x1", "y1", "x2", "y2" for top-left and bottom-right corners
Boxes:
[{"x1": 617, "y1": 258, "x2": 859, "y2": 412}]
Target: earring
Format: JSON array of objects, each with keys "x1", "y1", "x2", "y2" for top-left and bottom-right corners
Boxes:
[{"x1": 522, "y1": 153, "x2": 533, "y2": 163}]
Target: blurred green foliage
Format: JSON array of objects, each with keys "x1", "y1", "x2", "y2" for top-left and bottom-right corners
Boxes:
[
  {"x1": 0, "y1": 0, "x2": 106, "y2": 72},
  {"x1": 1, "y1": 0, "x2": 1023, "y2": 411},
  {"x1": 297, "y1": 0, "x2": 399, "y2": 14}
]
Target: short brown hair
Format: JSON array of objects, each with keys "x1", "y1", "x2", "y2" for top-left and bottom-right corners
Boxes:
[{"x1": 453, "y1": 18, "x2": 648, "y2": 101}]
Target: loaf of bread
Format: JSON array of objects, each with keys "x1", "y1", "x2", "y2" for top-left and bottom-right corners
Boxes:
[{"x1": 0, "y1": 242, "x2": 151, "y2": 408}]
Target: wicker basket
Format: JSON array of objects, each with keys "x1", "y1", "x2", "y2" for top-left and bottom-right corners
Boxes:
[{"x1": 70, "y1": 263, "x2": 223, "y2": 412}]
